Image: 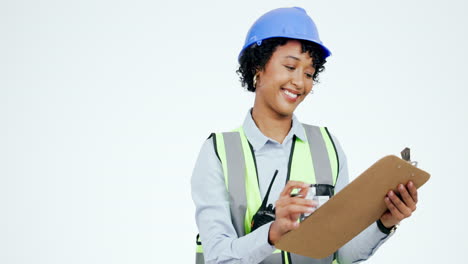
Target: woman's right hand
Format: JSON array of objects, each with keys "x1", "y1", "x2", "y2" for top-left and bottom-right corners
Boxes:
[{"x1": 268, "y1": 181, "x2": 317, "y2": 245}]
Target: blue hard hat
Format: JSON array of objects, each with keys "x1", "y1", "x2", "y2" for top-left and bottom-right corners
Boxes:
[{"x1": 239, "y1": 7, "x2": 331, "y2": 62}]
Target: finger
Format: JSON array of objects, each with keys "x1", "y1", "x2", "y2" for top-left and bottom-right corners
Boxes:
[
  {"x1": 384, "y1": 196, "x2": 404, "y2": 221},
  {"x1": 275, "y1": 197, "x2": 317, "y2": 209},
  {"x1": 280, "y1": 181, "x2": 309, "y2": 197},
  {"x1": 292, "y1": 221, "x2": 300, "y2": 230},
  {"x1": 388, "y1": 190, "x2": 412, "y2": 217},
  {"x1": 407, "y1": 181, "x2": 418, "y2": 203},
  {"x1": 398, "y1": 184, "x2": 417, "y2": 211},
  {"x1": 290, "y1": 187, "x2": 310, "y2": 198},
  {"x1": 282, "y1": 204, "x2": 316, "y2": 216},
  {"x1": 275, "y1": 198, "x2": 317, "y2": 220},
  {"x1": 272, "y1": 218, "x2": 298, "y2": 235},
  {"x1": 284, "y1": 218, "x2": 300, "y2": 231},
  {"x1": 297, "y1": 184, "x2": 310, "y2": 198},
  {"x1": 274, "y1": 206, "x2": 305, "y2": 225},
  {"x1": 292, "y1": 197, "x2": 317, "y2": 207}
]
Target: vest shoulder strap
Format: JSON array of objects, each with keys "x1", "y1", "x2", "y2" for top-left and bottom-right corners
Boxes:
[
  {"x1": 213, "y1": 131, "x2": 248, "y2": 237},
  {"x1": 302, "y1": 124, "x2": 340, "y2": 187}
]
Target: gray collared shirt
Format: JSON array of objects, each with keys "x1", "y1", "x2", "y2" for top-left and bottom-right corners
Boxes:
[{"x1": 191, "y1": 110, "x2": 391, "y2": 264}]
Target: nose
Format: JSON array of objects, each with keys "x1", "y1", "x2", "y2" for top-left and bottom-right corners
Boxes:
[{"x1": 290, "y1": 70, "x2": 304, "y2": 90}]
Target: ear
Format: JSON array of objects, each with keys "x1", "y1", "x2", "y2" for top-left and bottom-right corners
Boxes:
[
  {"x1": 253, "y1": 72, "x2": 259, "y2": 88},
  {"x1": 255, "y1": 67, "x2": 266, "y2": 84},
  {"x1": 253, "y1": 67, "x2": 264, "y2": 89}
]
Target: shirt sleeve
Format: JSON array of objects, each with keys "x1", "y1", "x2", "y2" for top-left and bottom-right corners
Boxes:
[
  {"x1": 331, "y1": 134, "x2": 394, "y2": 264},
  {"x1": 191, "y1": 137, "x2": 275, "y2": 264}
]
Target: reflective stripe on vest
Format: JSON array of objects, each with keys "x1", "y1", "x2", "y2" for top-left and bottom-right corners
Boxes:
[
  {"x1": 195, "y1": 234, "x2": 204, "y2": 263},
  {"x1": 196, "y1": 124, "x2": 339, "y2": 264}
]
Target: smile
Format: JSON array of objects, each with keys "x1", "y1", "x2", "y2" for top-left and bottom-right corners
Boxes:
[{"x1": 281, "y1": 88, "x2": 299, "y2": 99}]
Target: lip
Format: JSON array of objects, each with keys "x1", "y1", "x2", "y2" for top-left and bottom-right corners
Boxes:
[{"x1": 280, "y1": 88, "x2": 301, "y2": 103}]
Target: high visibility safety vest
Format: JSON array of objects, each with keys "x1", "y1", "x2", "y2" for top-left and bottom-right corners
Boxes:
[{"x1": 196, "y1": 124, "x2": 340, "y2": 264}]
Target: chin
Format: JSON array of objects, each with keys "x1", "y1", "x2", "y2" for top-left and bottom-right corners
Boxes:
[{"x1": 275, "y1": 106, "x2": 297, "y2": 118}]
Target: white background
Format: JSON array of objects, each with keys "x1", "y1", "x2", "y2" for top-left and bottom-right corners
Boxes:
[{"x1": 1, "y1": 0, "x2": 467, "y2": 263}]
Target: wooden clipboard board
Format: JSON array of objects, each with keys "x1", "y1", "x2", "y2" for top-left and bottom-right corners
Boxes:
[{"x1": 275, "y1": 155, "x2": 431, "y2": 259}]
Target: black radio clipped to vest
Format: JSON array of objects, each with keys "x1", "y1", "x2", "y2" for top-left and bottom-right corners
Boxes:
[
  {"x1": 251, "y1": 203, "x2": 276, "y2": 232},
  {"x1": 250, "y1": 170, "x2": 278, "y2": 232}
]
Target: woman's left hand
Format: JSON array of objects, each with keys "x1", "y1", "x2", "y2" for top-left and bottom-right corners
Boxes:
[{"x1": 380, "y1": 181, "x2": 418, "y2": 228}]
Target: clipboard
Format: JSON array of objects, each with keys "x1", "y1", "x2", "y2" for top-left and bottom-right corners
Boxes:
[{"x1": 275, "y1": 155, "x2": 431, "y2": 259}]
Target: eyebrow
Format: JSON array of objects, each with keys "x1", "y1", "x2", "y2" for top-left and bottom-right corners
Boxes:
[
  {"x1": 284, "y1": 55, "x2": 300, "y2": 61},
  {"x1": 284, "y1": 55, "x2": 314, "y2": 67}
]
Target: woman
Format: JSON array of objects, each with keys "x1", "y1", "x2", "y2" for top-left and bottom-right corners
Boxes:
[{"x1": 191, "y1": 7, "x2": 418, "y2": 264}]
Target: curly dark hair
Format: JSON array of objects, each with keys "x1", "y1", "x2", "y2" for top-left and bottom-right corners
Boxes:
[{"x1": 237, "y1": 37, "x2": 327, "y2": 92}]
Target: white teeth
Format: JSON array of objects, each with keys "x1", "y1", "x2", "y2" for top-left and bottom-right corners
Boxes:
[{"x1": 283, "y1": 89, "x2": 298, "y2": 98}]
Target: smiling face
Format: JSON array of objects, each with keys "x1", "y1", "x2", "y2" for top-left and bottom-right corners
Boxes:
[{"x1": 254, "y1": 40, "x2": 315, "y2": 118}]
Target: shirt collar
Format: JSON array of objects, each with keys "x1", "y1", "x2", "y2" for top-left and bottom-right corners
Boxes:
[{"x1": 242, "y1": 109, "x2": 307, "y2": 151}]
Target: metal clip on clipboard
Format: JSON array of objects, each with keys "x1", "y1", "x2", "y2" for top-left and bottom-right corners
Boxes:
[{"x1": 401, "y1": 147, "x2": 418, "y2": 167}]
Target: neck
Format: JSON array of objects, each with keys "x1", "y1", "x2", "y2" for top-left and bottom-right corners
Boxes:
[{"x1": 251, "y1": 107, "x2": 292, "y2": 144}]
